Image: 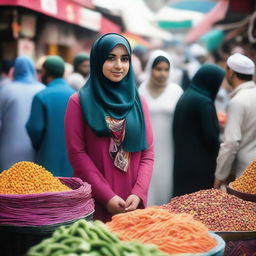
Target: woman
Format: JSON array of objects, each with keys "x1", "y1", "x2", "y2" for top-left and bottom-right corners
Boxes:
[
  {"x1": 172, "y1": 63, "x2": 225, "y2": 197},
  {"x1": 64, "y1": 33, "x2": 154, "y2": 222},
  {"x1": 139, "y1": 50, "x2": 183, "y2": 205}
]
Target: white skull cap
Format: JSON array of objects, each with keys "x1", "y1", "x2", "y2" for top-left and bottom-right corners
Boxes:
[{"x1": 227, "y1": 53, "x2": 255, "y2": 75}]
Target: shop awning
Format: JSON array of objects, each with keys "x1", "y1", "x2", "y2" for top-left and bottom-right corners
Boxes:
[
  {"x1": 155, "y1": 0, "x2": 217, "y2": 30},
  {"x1": 185, "y1": 0, "x2": 255, "y2": 44},
  {"x1": 100, "y1": 17, "x2": 121, "y2": 34},
  {"x1": 121, "y1": 32, "x2": 153, "y2": 49},
  {"x1": 93, "y1": 0, "x2": 173, "y2": 41},
  {"x1": 0, "y1": 0, "x2": 102, "y2": 31},
  {"x1": 185, "y1": 0, "x2": 229, "y2": 44}
]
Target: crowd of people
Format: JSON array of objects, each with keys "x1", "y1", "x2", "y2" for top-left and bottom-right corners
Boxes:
[{"x1": 0, "y1": 32, "x2": 256, "y2": 223}]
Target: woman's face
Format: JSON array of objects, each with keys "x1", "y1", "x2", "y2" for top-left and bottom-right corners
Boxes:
[
  {"x1": 151, "y1": 61, "x2": 170, "y2": 85},
  {"x1": 102, "y1": 44, "x2": 130, "y2": 82}
]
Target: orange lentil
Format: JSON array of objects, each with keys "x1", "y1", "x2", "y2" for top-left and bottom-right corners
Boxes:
[
  {"x1": 231, "y1": 160, "x2": 256, "y2": 194},
  {"x1": 0, "y1": 161, "x2": 71, "y2": 194}
]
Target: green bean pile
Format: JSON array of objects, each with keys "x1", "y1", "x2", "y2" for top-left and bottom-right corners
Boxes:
[{"x1": 27, "y1": 219, "x2": 168, "y2": 256}]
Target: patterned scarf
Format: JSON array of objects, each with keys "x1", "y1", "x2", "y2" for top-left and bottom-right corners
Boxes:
[{"x1": 106, "y1": 117, "x2": 130, "y2": 172}]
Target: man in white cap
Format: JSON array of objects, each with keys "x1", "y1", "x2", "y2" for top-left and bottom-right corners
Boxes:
[{"x1": 214, "y1": 53, "x2": 256, "y2": 188}]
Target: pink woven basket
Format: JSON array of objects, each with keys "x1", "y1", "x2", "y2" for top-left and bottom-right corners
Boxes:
[{"x1": 0, "y1": 177, "x2": 94, "y2": 226}]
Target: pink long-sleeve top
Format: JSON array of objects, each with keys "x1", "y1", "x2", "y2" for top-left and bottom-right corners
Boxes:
[{"x1": 64, "y1": 93, "x2": 154, "y2": 222}]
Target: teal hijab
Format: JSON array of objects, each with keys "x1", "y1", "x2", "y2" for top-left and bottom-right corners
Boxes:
[{"x1": 79, "y1": 33, "x2": 147, "y2": 152}]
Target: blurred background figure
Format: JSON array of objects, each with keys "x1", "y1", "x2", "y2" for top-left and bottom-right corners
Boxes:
[
  {"x1": 0, "y1": 59, "x2": 14, "y2": 87},
  {"x1": 215, "y1": 80, "x2": 230, "y2": 139},
  {"x1": 139, "y1": 50, "x2": 183, "y2": 205},
  {"x1": 133, "y1": 45, "x2": 149, "y2": 71},
  {"x1": 35, "y1": 56, "x2": 47, "y2": 83},
  {"x1": 67, "y1": 52, "x2": 90, "y2": 91},
  {"x1": 173, "y1": 64, "x2": 225, "y2": 197},
  {"x1": 0, "y1": 55, "x2": 45, "y2": 171},
  {"x1": 185, "y1": 43, "x2": 209, "y2": 80},
  {"x1": 213, "y1": 45, "x2": 247, "y2": 140},
  {"x1": 26, "y1": 56, "x2": 75, "y2": 177},
  {"x1": 133, "y1": 45, "x2": 151, "y2": 84},
  {"x1": 169, "y1": 49, "x2": 191, "y2": 91},
  {"x1": 214, "y1": 53, "x2": 256, "y2": 189},
  {"x1": 131, "y1": 53, "x2": 143, "y2": 85},
  {"x1": 231, "y1": 46, "x2": 245, "y2": 55},
  {"x1": 64, "y1": 62, "x2": 74, "y2": 80},
  {"x1": 211, "y1": 46, "x2": 232, "y2": 137}
]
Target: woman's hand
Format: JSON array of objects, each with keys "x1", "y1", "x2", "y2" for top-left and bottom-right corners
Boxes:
[
  {"x1": 106, "y1": 195, "x2": 126, "y2": 214},
  {"x1": 125, "y1": 194, "x2": 140, "y2": 212}
]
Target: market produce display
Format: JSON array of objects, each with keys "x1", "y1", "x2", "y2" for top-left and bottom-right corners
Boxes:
[
  {"x1": 0, "y1": 161, "x2": 71, "y2": 194},
  {"x1": 230, "y1": 160, "x2": 256, "y2": 194},
  {"x1": 163, "y1": 189, "x2": 256, "y2": 232},
  {"x1": 0, "y1": 162, "x2": 94, "y2": 226},
  {"x1": 107, "y1": 207, "x2": 217, "y2": 254},
  {"x1": 26, "y1": 219, "x2": 168, "y2": 256}
]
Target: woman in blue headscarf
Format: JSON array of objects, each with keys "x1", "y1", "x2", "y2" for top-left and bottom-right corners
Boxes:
[
  {"x1": 65, "y1": 33, "x2": 154, "y2": 222},
  {"x1": 0, "y1": 55, "x2": 45, "y2": 171}
]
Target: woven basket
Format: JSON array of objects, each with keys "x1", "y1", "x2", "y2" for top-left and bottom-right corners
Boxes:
[
  {"x1": 0, "y1": 177, "x2": 94, "y2": 256},
  {"x1": 0, "y1": 177, "x2": 95, "y2": 226},
  {"x1": 0, "y1": 212, "x2": 93, "y2": 256}
]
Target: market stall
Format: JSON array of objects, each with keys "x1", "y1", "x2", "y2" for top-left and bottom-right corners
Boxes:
[
  {"x1": 0, "y1": 161, "x2": 94, "y2": 255},
  {"x1": 1, "y1": 160, "x2": 256, "y2": 256},
  {"x1": 26, "y1": 208, "x2": 225, "y2": 256},
  {"x1": 161, "y1": 160, "x2": 256, "y2": 255}
]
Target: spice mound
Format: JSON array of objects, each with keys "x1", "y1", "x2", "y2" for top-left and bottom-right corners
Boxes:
[
  {"x1": 163, "y1": 189, "x2": 256, "y2": 232},
  {"x1": 231, "y1": 160, "x2": 256, "y2": 194},
  {"x1": 0, "y1": 161, "x2": 71, "y2": 194}
]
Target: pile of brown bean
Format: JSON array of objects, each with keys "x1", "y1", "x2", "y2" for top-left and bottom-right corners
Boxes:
[
  {"x1": 231, "y1": 160, "x2": 256, "y2": 194},
  {"x1": 162, "y1": 189, "x2": 256, "y2": 231}
]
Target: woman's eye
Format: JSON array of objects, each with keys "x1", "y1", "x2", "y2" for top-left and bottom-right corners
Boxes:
[
  {"x1": 107, "y1": 56, "x2": 115, "y2": 61},
  {"x1": 121, "y1": 56, "x2": 129, "y2": 62}
]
